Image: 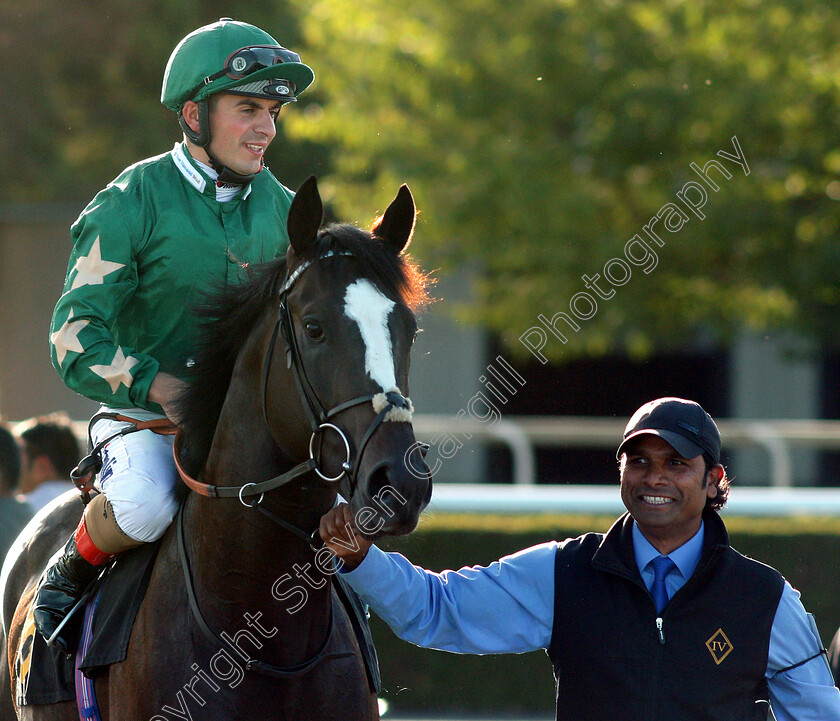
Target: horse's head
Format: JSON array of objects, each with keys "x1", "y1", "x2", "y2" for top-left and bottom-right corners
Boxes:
[{"x1": 263, "y1": 177, "x2": 433, "y2": 537}]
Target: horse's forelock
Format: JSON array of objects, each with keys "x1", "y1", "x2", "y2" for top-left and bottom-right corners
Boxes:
[{"x1": 308, "y1": 224, "x2": 432, "y2": 311}]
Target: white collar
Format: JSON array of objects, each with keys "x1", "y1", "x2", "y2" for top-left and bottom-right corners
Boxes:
[
  {"x1": 171, "y1": 142, "x2": 206, "y2": 193},
  {"x1": 169, "y1": 143, "x2": 253, "y2": 201}
]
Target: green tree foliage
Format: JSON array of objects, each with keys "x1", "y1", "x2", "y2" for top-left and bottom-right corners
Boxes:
[
  {"x1": 5, "y1": 1, "x2": 840, "y2": 359},
  {"x1": 0, "y1": 0, "x2": 327, "y2": 204},
  {"x1": 285, "y1": 0, "x2": 840, "y2": 358}
]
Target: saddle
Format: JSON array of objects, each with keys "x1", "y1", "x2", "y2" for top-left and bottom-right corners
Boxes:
[
  {"x1": 16, "y1": 540, "x2": 160, "y2": 705},
  {"x1": 15, "y1": 538, "x2": 380, "y2": 706}
]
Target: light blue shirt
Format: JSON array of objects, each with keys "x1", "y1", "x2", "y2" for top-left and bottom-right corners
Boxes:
[
  {"x1": 343, "y1": 519, "x2": 840, "y2": 721},
  {"x1": 633, "y1": 520, "x2": 705, "y2": 599}
]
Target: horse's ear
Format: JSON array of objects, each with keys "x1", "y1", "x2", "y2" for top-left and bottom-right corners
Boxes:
[
  {"x1": 287, "y1": 176, "x2": 323, "y2": 254},
  {"x1": 372, "y1": 185, "x2": 416, "y2": 254}
]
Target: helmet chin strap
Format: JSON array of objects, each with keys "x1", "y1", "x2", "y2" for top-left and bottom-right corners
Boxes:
[
  {"x1": 178, "y1": 99, "x2": 262, "y2": 185},
  {"x1": 206, "y1": 148, "x2": 262, "y2": 185}
]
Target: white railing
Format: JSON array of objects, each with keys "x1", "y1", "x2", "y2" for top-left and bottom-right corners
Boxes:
[
  {"x1": 426, "y1": 483, "x2": 840, "y2": 517},
  {"x1": 412, "y1": 415, "x2": 840, "y2": 488}
]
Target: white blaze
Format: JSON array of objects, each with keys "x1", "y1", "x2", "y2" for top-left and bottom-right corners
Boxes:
[{"x1": 344, "y1": 279, "x2": 397, "y2": 391}]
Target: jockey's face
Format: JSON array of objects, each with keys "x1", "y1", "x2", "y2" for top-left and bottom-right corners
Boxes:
[{"x1": 186, "y1": 94, "x2": 283, "y2": 177}]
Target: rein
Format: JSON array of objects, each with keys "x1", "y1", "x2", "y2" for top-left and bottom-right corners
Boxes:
[
  {"x1": 74, "y1": 414, "x2": 338, "y2": 678},
  {"x1": 173, "y1": 433, "x2": 317, "y2": 501}
]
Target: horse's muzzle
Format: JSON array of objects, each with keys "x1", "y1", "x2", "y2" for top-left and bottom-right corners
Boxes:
[{"x1": 352, "y1": 457, "x2": 432, "y2": 538}]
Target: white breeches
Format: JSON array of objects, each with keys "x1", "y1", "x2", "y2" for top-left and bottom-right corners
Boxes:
[{"x1": 91, "y1": 413, "x2": 180, "y2": 544}]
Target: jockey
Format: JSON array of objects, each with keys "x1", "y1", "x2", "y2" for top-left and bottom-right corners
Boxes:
[{"x1": 35, "y1": 18, "x2": 314, "y2": 651}]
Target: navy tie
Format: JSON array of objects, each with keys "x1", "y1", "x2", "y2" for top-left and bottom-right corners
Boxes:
[{"x1": 650, "y1": 556, "x2": 676, "y2": 613}]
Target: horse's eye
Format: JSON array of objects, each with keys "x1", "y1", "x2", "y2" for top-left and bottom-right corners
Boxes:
[{"x1": 304, "y1": 320, "x2": 324, "y2": 340}]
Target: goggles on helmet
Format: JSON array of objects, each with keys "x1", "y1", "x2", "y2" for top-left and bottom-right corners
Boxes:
[{"x1": 186, "y1": 45, "x2": 302, "y2": 102}]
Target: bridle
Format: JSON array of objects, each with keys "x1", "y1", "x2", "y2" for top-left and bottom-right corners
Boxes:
[
  {"x1": 175, "y1": 250, "x2": 416, "y2": 529},
  {"x1": 173, "y1": 250, "x2": 418, "y2": 680},
  {"x1": 264, "y1": 251, "x2": 414, "y2": 491}
]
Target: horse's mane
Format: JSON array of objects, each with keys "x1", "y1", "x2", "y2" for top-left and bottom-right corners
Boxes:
[{"x1": 174, "y1": 223, "x2": 431, "y2": 475}]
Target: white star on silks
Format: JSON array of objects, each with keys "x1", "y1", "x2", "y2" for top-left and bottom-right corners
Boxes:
[
  {"x1": 69, "y1": 236, "x2": 125, "y2": 290},
  {"x1": 50, "y1": 309, "x2": 89, "y2": 367},
  {"x1": 90, "y1": 347, "x2": 139, "y2": 393}
]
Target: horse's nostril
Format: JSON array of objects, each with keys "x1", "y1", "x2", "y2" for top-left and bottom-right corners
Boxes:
[
  {"x1": 364, "y1": 462, "x2": 413, "y2": 522},
  {"x1": 363, "y1": 461, "x2": 430, "y2": 527},
  {"x1": 366, "y1": 463, "x2": 391, "y2": 501}
]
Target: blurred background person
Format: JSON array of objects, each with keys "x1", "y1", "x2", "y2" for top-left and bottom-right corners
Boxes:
[
  {"x1": 0, "y1": 424, "x2": 34, "y2": 562},
  {"x1": 14, "y1": 413, "x2": 80, "y2": 512}
]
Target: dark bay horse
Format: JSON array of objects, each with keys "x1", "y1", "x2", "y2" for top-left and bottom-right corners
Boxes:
[{"x1": 3, "y1": 177, "x2": 433, "y2": 720}]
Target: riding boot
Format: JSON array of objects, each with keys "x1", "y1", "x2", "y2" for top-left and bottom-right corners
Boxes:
[
  {"x1": 33, "y1": 493, "x2": 141, "y2": 652},
  {"x1": 33, "y1": 520, "x2": 112, "y2": 652}
]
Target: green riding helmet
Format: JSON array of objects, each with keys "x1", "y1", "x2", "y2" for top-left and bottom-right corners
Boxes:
[
  {"x1": 162, "y1": 17, "x2": 313, "y2": 111},
  {"x1": 161, "y1": 18, "x2": 314, "y2": 181}
]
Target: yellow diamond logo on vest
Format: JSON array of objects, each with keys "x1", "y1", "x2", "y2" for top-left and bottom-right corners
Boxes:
[{"x1": 706, "y1": 628, "x2": 734, "y2": 665}]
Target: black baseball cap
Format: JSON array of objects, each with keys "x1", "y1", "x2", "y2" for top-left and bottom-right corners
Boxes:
[{"x1": 616, "y1": 397, "x2": 721, "y2": 463}]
